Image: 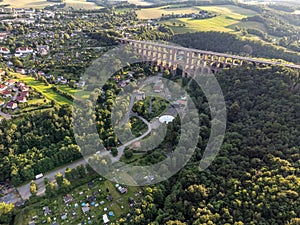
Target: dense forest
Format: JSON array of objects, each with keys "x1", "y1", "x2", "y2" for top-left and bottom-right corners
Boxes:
[
  {"x1": 172, "y1": 32, "x2": 300, "y2": 64},
  {"x1": 121, "y1": 65, "x2": 300, "y2": 224},
  {"x1": 0, "y1": 105, "x2": 81, "y2": 185}
]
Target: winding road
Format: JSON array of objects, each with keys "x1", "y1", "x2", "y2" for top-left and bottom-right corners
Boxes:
[{"x1": 16, "y1": 116, "x2": 153, "y2": 200}]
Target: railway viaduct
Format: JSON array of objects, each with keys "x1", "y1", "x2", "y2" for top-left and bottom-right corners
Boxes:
[{"x1": 118, "y1": 38, "x2": 300, "y2": 76}]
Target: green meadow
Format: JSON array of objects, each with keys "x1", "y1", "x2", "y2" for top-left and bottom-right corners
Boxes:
[
  {"x1": 14, "y1": 74, "x2": 73, "y2": 105},
  {"x1": 138, "y1": 4, "x2": 258, "y2": 34}
]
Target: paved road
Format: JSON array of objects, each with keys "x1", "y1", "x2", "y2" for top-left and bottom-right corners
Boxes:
[
  {"x1": 112, "y1": 116, "x2": 152, "y2": 162},
  {"x1": 17, "y1": 158, "x2": 88, "y2": 200},
  {"x1": 0, "y1": 110, "x2": 11, "y2": 120},
  {"x1": 16, "y1": 116, "x2": 153, "y2": 200}
]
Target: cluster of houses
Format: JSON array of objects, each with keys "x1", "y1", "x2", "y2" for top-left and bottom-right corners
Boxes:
[
  {"x1": 0, "y1": 80, "x2": 30, "y2": 110},
  {"x1": 160, "y1": 10, "x2": 216, "y2": 20},
  {"x1": 0, "y1": 45, "x2": 49, "y2": 57}
]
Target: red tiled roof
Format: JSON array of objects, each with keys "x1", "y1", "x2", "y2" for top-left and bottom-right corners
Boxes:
[
  {"x1": 20, "y1": 91, "x2": 28, "y2": 98},
  {"x1": 16, "y1": 47, "x2": 33, "y2": 52},
  {"x1": 2, "y1": 90, "x2": 11, "y2": 95},
  {"x1": 17, "y1": 82, "x2": 25, "y2": 87},
  {"x1": 7, "y1": 101, "x2": 17, "y2": 107},
  {"x1": 0, "y1": 47, "x2": 9, "y2": 52},
  {"x1": 16, "y1": 96, "x2": 26, "y2": 102}
]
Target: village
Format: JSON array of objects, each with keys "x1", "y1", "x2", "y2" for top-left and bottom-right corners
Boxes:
[{"x1": 0, "y1": 4, "x2": 164, "y2": 120}]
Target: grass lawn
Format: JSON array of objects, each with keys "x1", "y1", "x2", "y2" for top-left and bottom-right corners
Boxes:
[
  {"x1": 57, "y1": 85, "x2": 90, "y2": 99},
  {"x1": 229, "y1": 21, "x2": 267, "y2": 32},
  {"x1": 14, "y1": 74, "x2": 73, "y2": 105}
]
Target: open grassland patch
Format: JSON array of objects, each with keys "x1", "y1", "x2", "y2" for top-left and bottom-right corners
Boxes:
[
  {"x1": 157, "y1": 4, "x2": 258, "y2": 34},
  {"x1": 14, "y1": 74, "x2": 73, "y2": 105},
  {"x1": 137, "y1": 6, "x2": 200, "y2": 19}
]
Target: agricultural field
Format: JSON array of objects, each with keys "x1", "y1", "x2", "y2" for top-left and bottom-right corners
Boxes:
[
  {"x1": 128, "y1": 0, "x2": 153, "y2": 6},
  {"x1": 14, "y1": 74, "x2": 73, "y2": 105},
  {"x1": 136, "y1": 6, "x2": 200, "y2": 19},
  {"x1": 1, "y1": 0, "x2": 100, "y2": 9},
  {"x1": 138, "y1": 4, "x2": 258, "y2": 34}
]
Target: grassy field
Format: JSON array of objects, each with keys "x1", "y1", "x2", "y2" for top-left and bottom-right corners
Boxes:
[
  {"x1": 138, "y1": 4, "x2": 258, "y2": 34},
  {"x1": 128, "y1": 0, "x2": 153, "y2": 6},
  {"x1": 14, "y1": 74, "x2": 73, "y2": 105},
  {"x1": 2, "y1": 0, "x2": 100, "y2": 9},
  {"x1": 57, "y1": 85, "x2": 90, "y2": 99},
  {"x1": 137, "y1": 6, "x2": 200, "y2": 19},
  {"x1": 229, "y1": 21, "x2": 267, "y2": 32}
]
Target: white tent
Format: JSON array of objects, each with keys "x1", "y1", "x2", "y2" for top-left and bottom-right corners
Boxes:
[{"x1": 159, "y1": 115, "x2": 175, "y2": 124}]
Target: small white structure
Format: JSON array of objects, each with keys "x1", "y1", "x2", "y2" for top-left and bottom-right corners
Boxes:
[
  {"x1": 103, "y1": 214, "x2": 110, "y2": 224},
  {"x1": 159, "y1": 115, "x2": 175, "y2": 124}
]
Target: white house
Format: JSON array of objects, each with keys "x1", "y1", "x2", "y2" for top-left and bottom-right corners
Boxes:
[{"x1": 0, "y1": 47, "x2": 10, "y2": 54}]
